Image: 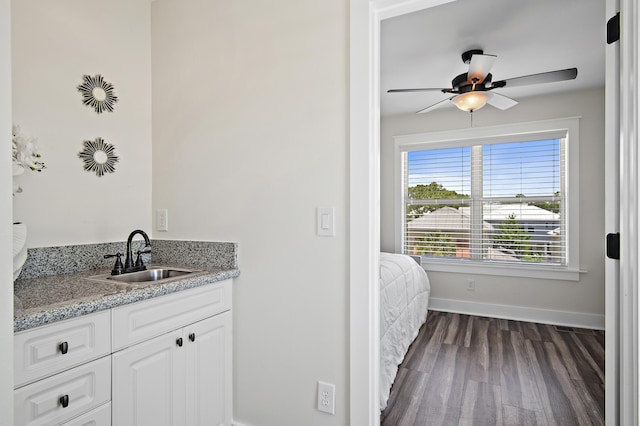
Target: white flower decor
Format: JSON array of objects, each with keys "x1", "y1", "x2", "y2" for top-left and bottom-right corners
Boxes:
[{"x1": 12, "y1": 125, "x2": 45, "y2": 195}]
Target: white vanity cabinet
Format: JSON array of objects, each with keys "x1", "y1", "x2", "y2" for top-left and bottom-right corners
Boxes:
[
  {"x1": 14, "y1": 279, "x2": 233, "y2": 426},
  {"x1": 111, "y1": 280, "x2": 232, "y2": 426}
]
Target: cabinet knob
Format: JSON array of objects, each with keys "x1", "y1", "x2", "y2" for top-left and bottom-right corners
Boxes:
[
  {"x1": 189, "y1": 333, "x2": 196, "y2": 342},
  {"x1": 58, "y1": 342, "x2": 69, "y2": 355},
  {"x1": 59, "y1": 394, "x2": 70, "y2": 408},
  {"x1": 176, "y1": 337, "x2": 183, "y2": 347}
]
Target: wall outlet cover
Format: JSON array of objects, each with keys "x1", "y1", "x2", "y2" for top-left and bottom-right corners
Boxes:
[{"x1": 317, "y1": 381, "x2": 336, "y2": 415}]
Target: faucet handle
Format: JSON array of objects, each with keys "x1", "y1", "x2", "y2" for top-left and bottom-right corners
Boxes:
[
  {"x1": 135, "y1": 249, "x2": 151, "y2": 268},
  {"x1": 104, "y1": 253, "x2": 124, "y2": 275}
]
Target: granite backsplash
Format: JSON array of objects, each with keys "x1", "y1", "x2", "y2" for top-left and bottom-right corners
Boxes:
[{"x1": 17, "y1": 239, "x2": 238, "y2": 280}]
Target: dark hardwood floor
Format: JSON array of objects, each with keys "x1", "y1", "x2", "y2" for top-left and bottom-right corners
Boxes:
[{"x1": 381, "y1": 311, "x2": 604, "y2": 426}]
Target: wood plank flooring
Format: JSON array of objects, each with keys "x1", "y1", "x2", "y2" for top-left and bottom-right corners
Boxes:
[{"x1": 381, "y1": 311, "x2": 604, "y2": 426}]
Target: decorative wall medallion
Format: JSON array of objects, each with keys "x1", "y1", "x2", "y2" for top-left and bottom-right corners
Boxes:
[
  {"x1": 78, "y1": 137, "x2": 119, "y2": 177},
  {"x1": 77, "y1": 74, "x2": 118, "y2": 114}
]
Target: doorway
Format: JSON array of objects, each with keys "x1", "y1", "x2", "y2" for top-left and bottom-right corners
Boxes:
[{"x1": 349, "y1": 0, "x2": 634, "y2": 424}]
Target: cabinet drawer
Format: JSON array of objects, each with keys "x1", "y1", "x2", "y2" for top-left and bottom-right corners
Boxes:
[
  {"x1": 112, "y1": 280, "x2": 231, "y2": 351},
  {"x1": 14, "y1": 356, "x2": 111, "y2": 426},
  {"x1": 63, "y1": 402, "x2": 111, "y2": 426},
  {"x1": 15, "y1": 310, "x2": 111, "y2": 387}
]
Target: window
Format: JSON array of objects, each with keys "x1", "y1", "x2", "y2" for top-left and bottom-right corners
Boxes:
[{"x1": 394, "y1": 118, "x2": 580, "y2": 280}]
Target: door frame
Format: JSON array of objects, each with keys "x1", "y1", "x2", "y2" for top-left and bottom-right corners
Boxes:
[
  {"x1": 617, "y1": 0, "x2": 639, "y2": 424},
  {"x1": 349, "y1": 1, "x2": 456, "y2": 424},
  {"x1": 604, "y1": 0, "x2": 620, "y2": 424},
  {"x1": 0, "y1": 0, "x2": 13, "y2": 422}
]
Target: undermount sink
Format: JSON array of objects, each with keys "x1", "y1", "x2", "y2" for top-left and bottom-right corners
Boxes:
[{"x1": 107, "y1": 268, "x2": 195, "y2": 283}]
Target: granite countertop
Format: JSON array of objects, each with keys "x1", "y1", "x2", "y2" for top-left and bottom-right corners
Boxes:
[{"x1": 14, "y1": 263, "x2": 240, "y2": 333}]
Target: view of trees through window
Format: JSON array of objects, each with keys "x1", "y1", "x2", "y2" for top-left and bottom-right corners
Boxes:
[{"x1": 403, "y1": 138, "x2": 565, "y2": 265}]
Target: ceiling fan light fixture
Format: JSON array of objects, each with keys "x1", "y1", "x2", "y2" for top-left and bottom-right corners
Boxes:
[{"x1": 452, "y1": 91, "x2": 491, "y2": 112}]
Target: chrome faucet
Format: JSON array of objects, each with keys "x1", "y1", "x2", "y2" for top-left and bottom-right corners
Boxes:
[{"x1": 123, "y1": 229, "x2": 151, "y2": 273}]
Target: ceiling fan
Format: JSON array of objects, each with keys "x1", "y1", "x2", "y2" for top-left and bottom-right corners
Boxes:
[{"x1": 387, "y1": 49, "x2": 578, "y2": 114}]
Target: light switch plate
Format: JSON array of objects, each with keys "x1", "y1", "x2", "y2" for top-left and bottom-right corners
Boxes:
[
  {"x1": 316, "y1": 207, "x2": 335, "y2": 236},
  {"x1": 157, "y1": 209, "x2": 168, "y2": 232}
]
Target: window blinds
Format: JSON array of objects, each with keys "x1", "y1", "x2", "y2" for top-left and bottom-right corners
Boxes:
[{"x1": 403, "y1": 138, "x2": 566, "y2": 265}]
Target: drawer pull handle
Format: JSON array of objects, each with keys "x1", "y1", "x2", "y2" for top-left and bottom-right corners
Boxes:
[
  {"x1": 59, "y1": 395, "x2": 69, "y2": 408},
  {"x1": 189, "y1": 333, "x2": 196, "y2": 342},
  {"x1": 58, "y1": 342, "x2": 69, "y2": 355},
  {"x1": 176, "y1": 337, "x2": 183, "y2": 347}
]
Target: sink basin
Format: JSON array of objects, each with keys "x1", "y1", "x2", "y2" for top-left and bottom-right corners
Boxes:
[
  {"x1": 86, "y1": 267, "x2": 201, "y2": 287},
  {"x1": 107, "y1": 268, "x2": 196, "y2": 283}
]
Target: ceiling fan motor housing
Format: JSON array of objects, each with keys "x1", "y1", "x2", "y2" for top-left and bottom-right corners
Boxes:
[{"x1": 447, "y1": 72, "x2": 493, "y2": 93}]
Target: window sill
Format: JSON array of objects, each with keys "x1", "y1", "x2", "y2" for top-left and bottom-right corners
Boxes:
[{"x1": 421, "y1": 258, "x2": 583, "y2": 281}]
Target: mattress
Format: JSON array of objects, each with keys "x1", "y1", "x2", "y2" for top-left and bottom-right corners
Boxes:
[{"x1": 379, "y1": 252, "x2": 430, "y2": 410}]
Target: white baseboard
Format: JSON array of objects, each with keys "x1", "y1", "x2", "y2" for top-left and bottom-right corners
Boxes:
[
  {"x1": 232, "y1": 421, "x2": 250, "y2": 426},
  {"x1": 429, "y1": 297, "x2": 605, "y2": 330}
]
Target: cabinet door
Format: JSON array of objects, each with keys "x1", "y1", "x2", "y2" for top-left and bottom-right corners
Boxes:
[
  {"x1": 112, "y1": 330, "x2": 186, "y2": 426},
  {"x1": 185, "y1": 311, "x2": 232, "y2": 426}
]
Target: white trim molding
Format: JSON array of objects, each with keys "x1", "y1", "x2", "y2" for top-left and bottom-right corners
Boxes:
[
  {"x1": 349, "y1": 1, "x2": 456, "y2": 424},
  {"x1": 618, "y1": 0, "x2": 639, "y2": 424},
  {"x1": 374, "y1": 0, "x2": 454, "y2": 19},
  {"x1": 422, "y1": 260, "x2": 582, "y2": 281},
  {"x1": 429, "y1": 297, "x2": 605, "y2": 330},
  {"x1": 0, "y1": 0, "x2": 13, "y2": 423},
  {"x1": 349, "y1": 1, "x2": 381, "y2": 424},
  {"x1": 604, "y1": 0, "x2": 621, "y2": 424}
]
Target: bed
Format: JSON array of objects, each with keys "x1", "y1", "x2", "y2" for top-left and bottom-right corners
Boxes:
[{"x1": 379, "y1": 252, "x2": 431, "y2": 411}]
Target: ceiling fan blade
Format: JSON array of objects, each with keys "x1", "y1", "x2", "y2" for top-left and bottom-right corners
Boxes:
[
  {"x1": 486, "y1": 92, "x2": 518, "y2": 110},
  {"x1": 387, "y1": 87, "x2": 449, "y2": 93},
  {"x1": 416, "y1": 97, "x2": 454, "y2": 114},
  {"x1": 491, "y1": 68, "x2": 578, "y2": 89},
  {"x1": 468, "y1": 54, "x2": 497, "y2": 83}
]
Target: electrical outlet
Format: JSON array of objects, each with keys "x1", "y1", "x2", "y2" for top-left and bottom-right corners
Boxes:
[
  {"x1": 467, "y1": 279, "x2": 475, "y2": 291},
  {"x1": 317, "y1": 381, "x2": 336, "y2": 415}
]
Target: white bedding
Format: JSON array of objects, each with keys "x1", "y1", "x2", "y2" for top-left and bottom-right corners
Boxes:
[{"x1": 379, "y1": 252, "x2": 430, "y2": 410}]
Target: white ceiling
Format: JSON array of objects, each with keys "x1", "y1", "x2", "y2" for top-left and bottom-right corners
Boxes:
[{"x1": 380, "y1": 0, "x2": 606, "y2": 117}]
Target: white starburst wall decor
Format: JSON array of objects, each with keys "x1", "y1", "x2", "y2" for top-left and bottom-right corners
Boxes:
[
  {"x1": 77, "y1": 74, "x2": 118, "y2": 114},
  {"x1": 78, "y1": 137, "x2": 119, "y2": 177}
]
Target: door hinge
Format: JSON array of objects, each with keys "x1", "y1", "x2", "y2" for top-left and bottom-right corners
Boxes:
[
  {"x1": 607, "y1": 12, "x2": 620, "y2": 44},
  {"x1": 607, "y1": 232, "x2": 620, "y2": 259}
]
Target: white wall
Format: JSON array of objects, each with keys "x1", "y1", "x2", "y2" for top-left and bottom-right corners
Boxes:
[
  {"x1": 381, "y1": 89, "x2": 605, "y2": 320},
  {"x1": 11, "y1": 0, "x2": 152, "y2": 248},
  {"x1": 0, "y1": 0, "x2": 14, "y2": 422},
  {"x1": 151, "y1": 1, "x2": 348, "y2": 425}
]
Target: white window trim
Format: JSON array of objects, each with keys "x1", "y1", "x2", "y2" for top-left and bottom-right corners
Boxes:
[{"x1": 393, "y1": 117, "x2": 581, "y2": 281}]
